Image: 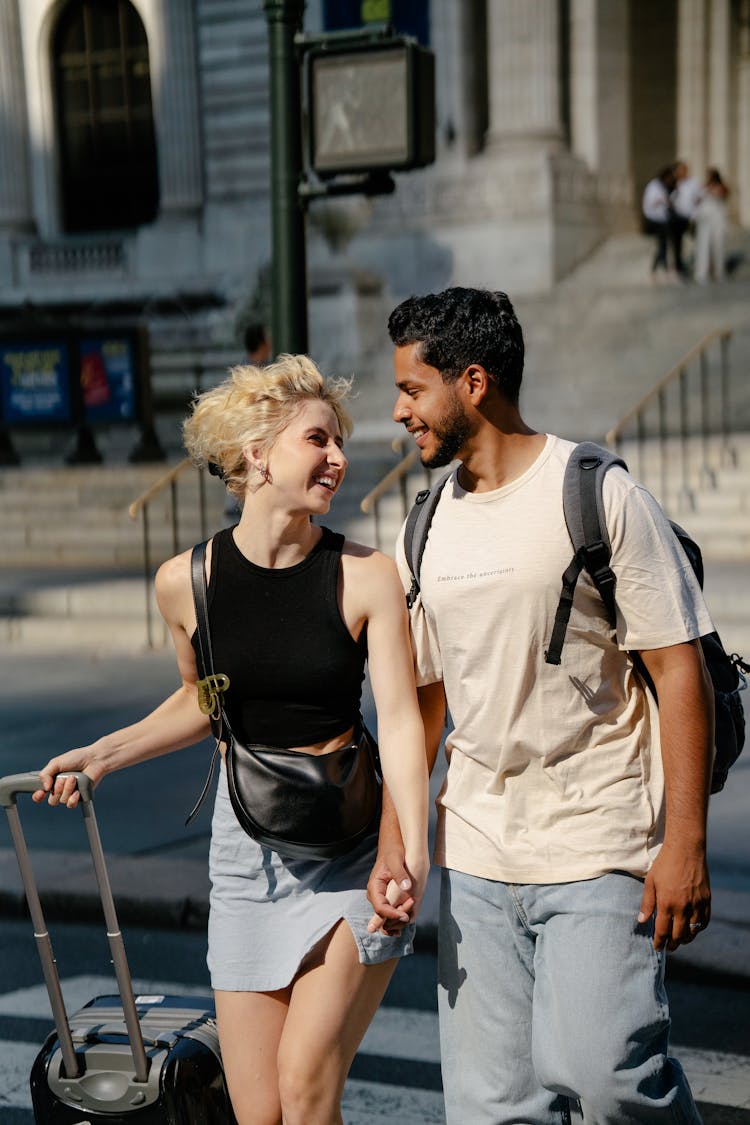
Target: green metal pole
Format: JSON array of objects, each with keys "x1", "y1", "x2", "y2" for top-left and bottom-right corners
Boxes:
[{"x1": 263, "y1": 0, "x2": 308, "y2": 355}]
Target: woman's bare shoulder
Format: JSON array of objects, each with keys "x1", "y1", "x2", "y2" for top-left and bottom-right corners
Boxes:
[
  {"x1": 341, "y1": 539, "x2": 401, "y2": 593},
  {"x1": 341, "y1": 538, "x2": 395, "y2": 567},
  {"x1": 154, "y1": 546, "x2": 198, "y2": 624},
  {"x1": 155, "y1": 548, "x2": 192, "y2": 593}
]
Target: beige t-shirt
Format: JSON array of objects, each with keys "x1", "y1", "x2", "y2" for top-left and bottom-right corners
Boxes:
[{"x1": 396, "y1": 435, "x2": 713, "y2": 884}]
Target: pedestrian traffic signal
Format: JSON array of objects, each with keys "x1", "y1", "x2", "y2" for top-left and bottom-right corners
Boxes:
[{"x1": 306, "y1": 38, "x2": 435, "y2": 175}]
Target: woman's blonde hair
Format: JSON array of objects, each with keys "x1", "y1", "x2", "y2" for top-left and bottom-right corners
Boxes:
[{"x1": 183, "y1": 354, "x2": 353, "y2": 500}]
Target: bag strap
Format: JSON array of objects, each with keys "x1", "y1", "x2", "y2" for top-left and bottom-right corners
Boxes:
[
  {"x1": 545, "y1": 442, "x2": 627, "y2": 666},
  {"x1": 404, "y1": 470, "x2": 453, "y2": 608},
  {"x1": 185, "y1": 539, "x2": 378, "y2": 823},
  {"x1": 185, "y1": 540, "x2": 224, "y2": 826},
  {"x1": 191, "y1": 540, "x2": 213, "y2": 681}
]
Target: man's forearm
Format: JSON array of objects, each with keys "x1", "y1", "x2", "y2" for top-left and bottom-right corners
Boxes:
[{"x1": 640, "y1": 641, "x2": 713, "y2": 845}]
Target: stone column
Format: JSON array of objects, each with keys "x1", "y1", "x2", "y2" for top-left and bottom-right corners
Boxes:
[
  {"x1": 569, "y1": 0, "x2": 629, "y2": 175},
  {"x1": 431, "y1": 0, "x2": 487, "y2": 158},
  {"x1": 0, "y1": 0, "x2": 32, "y2": 230},
  {"x1": 148, "y1": 0, "x2": 203, "y2": 214},
  {"x1": 676, "y1": 0, "x2": 708, "y2": 172},
  {"x1": 485, "y1": 0, "x2": 564, "y2": 151},
  {"x1": 738, "y1": 0, "x2": 750, "y2": 225},
  {"x1": 707, "y1": 0, "x2": 731, "y2": 173}
]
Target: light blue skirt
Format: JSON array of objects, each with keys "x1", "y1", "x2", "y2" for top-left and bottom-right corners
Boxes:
[{"x1": 207, "y1": 760, "x2": 414, "y2": 991}]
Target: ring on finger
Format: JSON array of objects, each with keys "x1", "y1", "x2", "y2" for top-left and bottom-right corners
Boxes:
[{"x1": 689, "y1": 922, "x2": 702, "y2": 931}]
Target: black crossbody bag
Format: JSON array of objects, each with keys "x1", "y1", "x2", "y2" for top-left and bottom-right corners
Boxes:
[{"x1": 186, "y1": 540, "x2": 382, "y2": 861}]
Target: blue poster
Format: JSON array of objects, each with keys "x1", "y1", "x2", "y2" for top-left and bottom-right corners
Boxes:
[
  {"x1": 0, "y1": 341, "x2": 71, "y2": 424},
  {"x1": 81, "y1": 335, "x2": 137, "y2": 422},
  {"x1": 323, "y1": 0, "x2": 429, "y2": 45}
]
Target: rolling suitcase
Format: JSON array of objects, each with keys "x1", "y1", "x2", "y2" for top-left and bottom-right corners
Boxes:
[{"x1": 0, "y1": 771, "x2": 237, "y2": 1124}]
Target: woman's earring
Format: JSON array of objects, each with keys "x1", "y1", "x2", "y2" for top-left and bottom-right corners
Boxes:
[{"x1": 260, "y1": 464, "x2": 271, "y2": 484}]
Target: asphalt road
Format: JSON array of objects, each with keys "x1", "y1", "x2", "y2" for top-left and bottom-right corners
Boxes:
[{"x1": 1, "y1": 919, "x2": 749, "y2": 1123}]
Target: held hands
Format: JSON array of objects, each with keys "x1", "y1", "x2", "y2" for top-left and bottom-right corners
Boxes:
[
  {"x1": 366, "y1": 842, "x2": 429, "y2": 936},
  {"x1": 638, "y1": 840, "x2": 711, "y2": 951},
  {"x1": 31, "y1": 747, "x2": 104, "y2": 809}
]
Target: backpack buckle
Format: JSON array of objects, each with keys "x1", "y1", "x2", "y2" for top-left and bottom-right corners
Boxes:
[
  {"x1": 579, "y1": 539, "x2": 610, "y2": 576},
  {"x1": 579, "y1": 539, "x2": 617, "y2": 623}
]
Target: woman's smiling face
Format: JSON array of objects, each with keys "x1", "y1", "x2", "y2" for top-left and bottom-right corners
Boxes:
[{"x1": 260, "y1": 399, "x2": 348, "y2": 512}]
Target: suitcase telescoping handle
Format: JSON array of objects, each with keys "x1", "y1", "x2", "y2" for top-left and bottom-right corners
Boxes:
[{"x1": 0, "y1": 772, "x2": 149, "y2": 1083}]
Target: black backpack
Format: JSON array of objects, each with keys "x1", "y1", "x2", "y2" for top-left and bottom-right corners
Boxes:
[{"x1": 403, "y1": 442, "x2": 748, "y2": 794}]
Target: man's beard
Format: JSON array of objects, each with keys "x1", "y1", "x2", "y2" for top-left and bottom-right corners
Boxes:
[{"x1": 421, "y1": 396, "x2": 472, "y2": 469}]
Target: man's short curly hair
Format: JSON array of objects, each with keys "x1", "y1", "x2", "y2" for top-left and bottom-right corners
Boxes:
[
  {"x1": 387, "y1": 287, "x2": 525, "y2": 403},
  {"x1": 183, "y1": 354, "x2": 352, "y2": 501}
]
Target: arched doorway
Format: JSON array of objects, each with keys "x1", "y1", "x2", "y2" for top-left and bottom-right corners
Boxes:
[{"x1": 52, "y1": 0, "x2": 159, "y2": 232}]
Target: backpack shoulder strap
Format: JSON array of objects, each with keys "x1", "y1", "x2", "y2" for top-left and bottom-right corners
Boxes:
[
  {"x1": 545, "y1": 442, "x2": 628, "y2": 666},
  {"x1": 403, "y1": 469, "x2": 453, "y2": 609},
  {"x1": 564, "y1": 441, "x2": 627, "y2": 621}
]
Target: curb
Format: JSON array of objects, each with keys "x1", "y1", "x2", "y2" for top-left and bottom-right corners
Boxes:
[{"x1": 0, "y1": 848, "x2": 210, "y2": 932}]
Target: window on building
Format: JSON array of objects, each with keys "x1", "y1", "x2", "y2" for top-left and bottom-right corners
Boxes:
[{"x1": 53, "y1": 0, "x2": 159, "y2": 233}]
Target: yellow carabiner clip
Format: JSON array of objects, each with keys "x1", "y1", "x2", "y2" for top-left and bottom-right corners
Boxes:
[{"x1": 197, "y1": 672, "x2": 231, "y2": 719}]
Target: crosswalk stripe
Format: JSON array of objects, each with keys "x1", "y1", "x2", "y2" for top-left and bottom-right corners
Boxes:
[
  {"x1": 360, "y1": 1006, "x2": 441, "y2": 1063},
  {"x1": 1, "y1": 978, "x2": 749, "y2": 1115},
  {"x1": 0, "y1": 1042, "x2": 39, "y2": 1112},
  {"x1": 674, "y1": 1045, "x2": 750, "y2": 1110},
  {"x1": 342, "y1": 1078, "x2": 446, "y2": 1123},
  {"x1": 0, "y1": 975, "x2": 211, "y2": 1018}
]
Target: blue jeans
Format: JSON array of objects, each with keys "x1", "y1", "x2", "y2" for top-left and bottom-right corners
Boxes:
[{"x1": 437, "y1": 868, "x2": 702, "y2": 1125}]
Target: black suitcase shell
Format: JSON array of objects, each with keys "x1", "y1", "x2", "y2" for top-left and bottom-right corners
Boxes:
[{"x1": 30, "y1": 995, "x2": 235, "y2": 1124}]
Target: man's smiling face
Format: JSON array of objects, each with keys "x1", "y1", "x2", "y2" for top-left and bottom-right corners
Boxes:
[{"x1": 392, "y1": 344, "x2": 471, "y2": 469}]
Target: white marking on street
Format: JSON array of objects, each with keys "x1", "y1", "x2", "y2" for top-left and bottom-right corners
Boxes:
[
  {"x1": 675, "y1": 1045, "x2": 750, "y2": 1110},
  {"x1": 342, "y1": 1078, "x2": 446, "y2": 1123},
  {"x1": 360, "y1": 1005, "x2": 441, "y2": 1062},
  {"x1": 0, "y1": 1042, "x2": 39, "y2": 1110},
  {"x1": 0, "y1": 975, "x2": 212, "y2": 1018}
]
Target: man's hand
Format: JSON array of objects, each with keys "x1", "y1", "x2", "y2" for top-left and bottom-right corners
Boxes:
[
  {"x1": 638, "y1": 840, "x2": 711, "y2": 951},
  {"x1": 366, "y1": 679, "x2": 443, "y2": 935},
  {"x1": 366, "y1": 794, "x2": 416, "y2": 935},
  {"x1": 637, "y1": 641, "x2": 713, "y2": 952},
  {"x1": 367, "y1": 851, "x2": 416, "y2": 935}
]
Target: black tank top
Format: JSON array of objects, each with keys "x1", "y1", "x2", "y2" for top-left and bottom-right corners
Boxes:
[{"x1": 192, "y1": 526, "x2": 367, "y2": 747}]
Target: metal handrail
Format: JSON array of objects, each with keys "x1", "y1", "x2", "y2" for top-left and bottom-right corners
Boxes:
[
  {"x1": 605, "y1": 328, "x2": 735, "y2": 510},
  {"x1": 360, "y1": 447, "x2": 419, "y2": 514},
  {"x1": 359, "y1": 439, "x2": 434, "y2": 551},
  {"x1": 128, "y1": 457, "x2": 211, "y2": 647},
  {"x1": 127, "y1": 457, "x2": 192, "y2": 520}
]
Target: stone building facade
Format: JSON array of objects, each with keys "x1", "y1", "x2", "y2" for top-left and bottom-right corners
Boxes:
[{"x1": 0, "y1": 0, "x2": 748, "y2": 409}]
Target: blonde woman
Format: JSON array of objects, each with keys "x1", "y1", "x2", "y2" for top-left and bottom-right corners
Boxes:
[{"x1": 33, "y1": 355, "x2": 430, "y2": 1125}]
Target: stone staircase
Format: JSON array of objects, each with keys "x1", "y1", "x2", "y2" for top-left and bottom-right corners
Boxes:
[
  {"x1": 0, "y1": 461, "x2": 226, "y2": 652},
  {"x1": 0, "y1": 438, "x2": 402, "y2": 652},
  {"x1": 1, "y1": 227, "x2": 749, "y2": 653},
  {"x1": 0, "y1": 461, "x2": 227, "y2": 569},
  {"x1": 0, "y1": 431, "x2": 748, "y2": 656}
]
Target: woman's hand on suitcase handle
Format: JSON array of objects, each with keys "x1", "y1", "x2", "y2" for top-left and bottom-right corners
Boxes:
[{"x1": 32, "y1": 748, "x2": 103, "y2": 808}]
